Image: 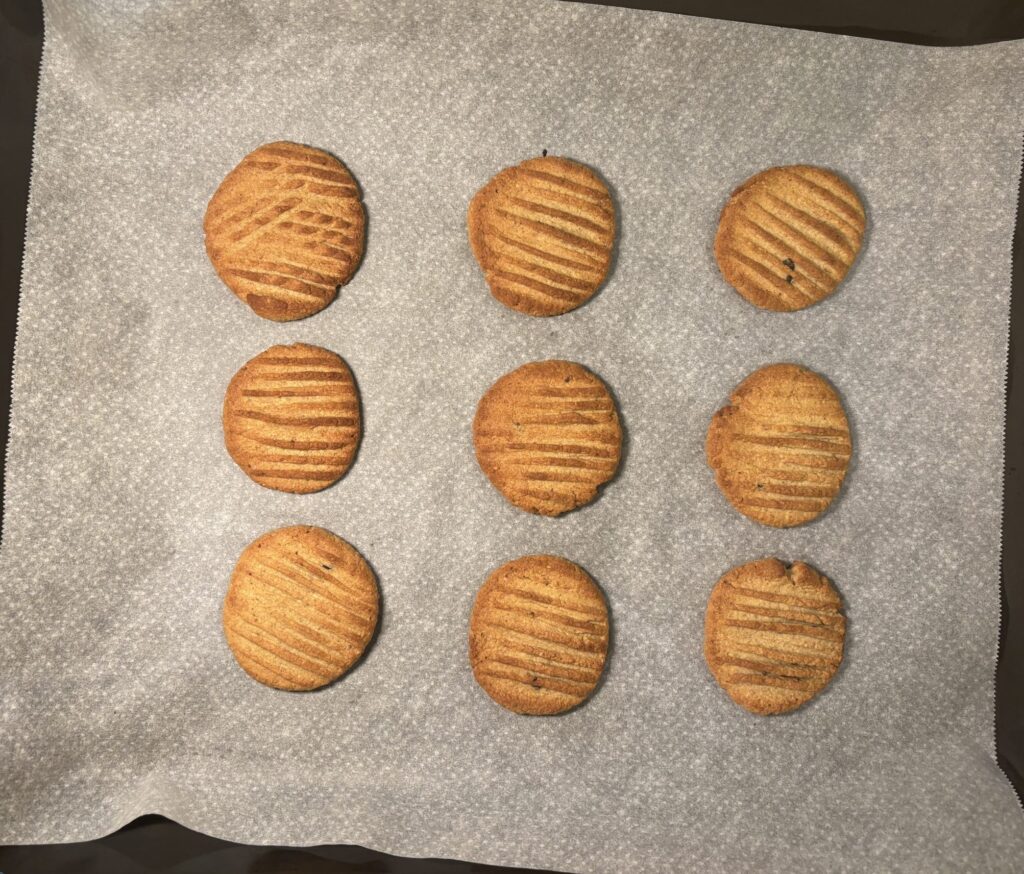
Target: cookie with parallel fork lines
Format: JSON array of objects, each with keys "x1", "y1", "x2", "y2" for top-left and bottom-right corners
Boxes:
[
  {"x1": 469, "y1": 554, "x2": 610, "y2": 715},
  {"x1": 705, "y1": 363, "x2": 851, "y2": 528},
  {"x1": 704, "y1": 558, "x2": 846, "y2": 715},
  {"x1": 223, "y1": 343, "x2": 361, "y2": 494},
  {"x1": 473, "y1": 360, "x2": 622, "y2": 516},
  {"x1": 223, "y1": 526, "x2": 379, "y2": 691},
  {"x1": 468, "y1": 155, "x2": 616, "y2": 316},
  {"x1": 204, "y1": 141, "x2": 366, "y2": 321},
  {"x1": 714, "y1": 165, "x2": 865, "y2": 312}
]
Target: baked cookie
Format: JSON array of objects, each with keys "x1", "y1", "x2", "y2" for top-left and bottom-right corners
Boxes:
[
  {"x1": 706, "y1": 363, "x2": 850, "y2": 527},
  {"x1": 223, "y1": 343, "x2": 361, "y2": 494},
  {"x1": 223, "y1": 525, "x2": 379, "y2": 691},
  {"x1": 469, "y1": 554, "x2": 609, "y2": 715},
  {"x1": 473, "y1": 360, "x2": 622, "y2": 516},
  {"x1": 204, "y1": 141, "x2": 366, "y2": 321},
  {"x1": 714, "y1": 165, "x2": 865, "y2": 312},
  {"x1": 468, "y1": 155, "x2": 616, "y2": 316},
  {"x1": 704, "y1": 558, "x2": 846, "y2": 715}
]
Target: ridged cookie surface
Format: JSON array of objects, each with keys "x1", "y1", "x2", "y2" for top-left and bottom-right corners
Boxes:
[
  {"x1": 469, "y1": 554, "x2": 609, "y2": 715},
  {"x1": 704, "y1": 558, "x2": 845, "y2": 715},
  {"x1": 473, "y1": 360, "x2": 622, "y2": 516},
  {"x1": 706, "y1": 363, "x2": 850, "y2": 528},
  {"x1": 468, "y1": 155, "x2": 616, "y2": 316},
  {"x1": 714, "y1": 165, "x2": 865, "y2": 312},
  {"x1": 204, "y1": 141, "x2": 366, "y2": 321},
  {"x1": 223, "y1": 526, "x2": 379, "y2": 691},
  {"x1": 223, "y1": 343, "x2": 361, "y2": 494}
]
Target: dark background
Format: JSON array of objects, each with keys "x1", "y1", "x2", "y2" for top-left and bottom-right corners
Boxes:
[{"x1": 1, "y1": 0, "x2": 1022, "y2": 871}]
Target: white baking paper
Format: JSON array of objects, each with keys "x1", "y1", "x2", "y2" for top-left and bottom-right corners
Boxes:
[{"x1": 2, "y1": 1, "x2": 1023, "y2": 870}]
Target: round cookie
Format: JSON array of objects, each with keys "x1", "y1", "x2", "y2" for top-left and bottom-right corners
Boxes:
[
  {"x1": 223, "y1": 343, "x2": 361, "y2": 494},
  {"x1": 705, "y1": 363, "x2": 851, "y2": 528},
  {"x1": 469, "y1": 555, "x2": 610, "y2": 715},
  {"x1": 473, "y1": 360, "x2": 622, "y2": 516},
  {"x1": 204, "y1": 141, "x2": 366, "y2": 321},
  {"x1": 223, "y1": 525, "x2": 379, "y2": 691},
  {"x1": 704, "y1": 558, "x2": 846, "y2": 715},
  {"x1": 714, "y1": 165, "x2": 865, "y2": 312},
  {"x1": 468, "y1": 155, "x2": 616, "y2": 316}
]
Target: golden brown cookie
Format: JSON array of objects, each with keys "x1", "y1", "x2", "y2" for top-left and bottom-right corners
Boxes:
[
  {"x1": 223, "y1": 525, "x2": 379, "y2": 691},
  {"x1": 704, "y1": 558, "x2": 846, "y2": 715},
  {"x1": 204, "y1": 141, "x2": 366, "y2": 321},
  {"x1": 223, "y1": 343, "x2": 361, "y2": 494},
  {"x1": 468, "y1": 155, "x2": 616, "y2": 316},
  {"x1": 473, "y1": 360, "x2": 622, "y2": 516},
  {"x1": 706, "y1": 363, "x2": 851, "y2": 528},
  {"x1": 714, "y1": 165, "x2": 865, "y2": 312},
  {"x1": 469, "y1": 555, "x2": 609, "y2": 715}
]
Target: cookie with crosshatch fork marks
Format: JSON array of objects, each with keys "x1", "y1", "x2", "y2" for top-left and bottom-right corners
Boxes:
[
  {"x1": 204, "y1": 141, "x2": 366, "y2": 321},
  {"x1": 469, "y1": 554, "x2": 610, "y2": 715},
  {"x1": 473, "y1": 360, "x2": 622, "y2": 516},
  {"x1": 223, "y1": 343, "x2": 361, "y2": 494},
  {"x1": 705, "y1": 363, "x2": 851, "y2": 527},
  {"x1": 714, "y1": 164, "x2": 865, "y2": 312},
  {"x1": 704, "y1": 558, "x2": 846, "y2": 715},
  {"x1": 223, "y1": 525, "x2": 379, "y2": 691},
  {"x1": 468, "y1": 155, "x2": 616, "y2": 316}
]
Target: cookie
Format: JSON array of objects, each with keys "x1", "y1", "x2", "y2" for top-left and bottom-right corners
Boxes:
[
  {"x1": 704, "y1": 558, "x2": 845, "y2": 715},
  {"x1": 714, "y1": 165, "x2": 865, "y2": 312},
  {"x1": 469, "y1": 555, "x2": 609, "y2": 715},
  {"x1": 468, "y1": 155, "x2": 616, "y2": 316},
  {"x1": 473, "y1": 360, "x2": 622, "y2": 516},
  {"x1": 223, "y1": 343, "x2": 361, "y2": 494},
  {"x1": 204, "y1": 141, "x2": 366, "y2": 321},
  {"x1": 223, "y1": 525, "x2": 379, "y2": 691},
  {"x1": 706, "y1": 363, "x2": 850, "y2": 527}
]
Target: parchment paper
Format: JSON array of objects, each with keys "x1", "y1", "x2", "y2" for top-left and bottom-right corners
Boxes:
[{"x1": 2, "y1": 1, "x2": 1023, "y2": 870}]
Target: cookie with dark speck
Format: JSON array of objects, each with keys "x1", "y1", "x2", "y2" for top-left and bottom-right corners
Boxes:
[
  {"x1": 704, "y1": 557, "x2": 846, "y2": 715},
  {"x1": 223, "y1": 525, "x2": 379, "y2": 691},
  {"x1": 469, "y1": 554, "x2": 609, "y2": 715},
  {"x1": 714, "y1": 165, "x2": 865, "y2": 311}
]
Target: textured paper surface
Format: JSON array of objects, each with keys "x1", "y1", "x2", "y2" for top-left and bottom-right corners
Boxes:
[{"x1": 2, "y1": 0, "x2": 1023, "y2": 869}]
